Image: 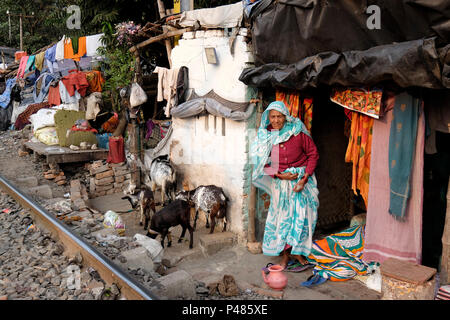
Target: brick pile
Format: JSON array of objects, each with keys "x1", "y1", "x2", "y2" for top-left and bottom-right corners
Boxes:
[
  {"x1": 70, "y1": 179, "x2": 89, "y2": 211},
  {"x1": 43, "y1": 163, "x2": 67, "y2": 186},
  {"x1": 87, "y1": 160, "x2": 132, "y2": 197}
]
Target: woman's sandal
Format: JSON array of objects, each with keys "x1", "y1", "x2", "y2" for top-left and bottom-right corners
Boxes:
[
  {"x1": 284, "y1": 260, "x2": 314, "y2": 272},
  {"x1": 300, "y1": 273, "x2": 327, "y2": 287}
]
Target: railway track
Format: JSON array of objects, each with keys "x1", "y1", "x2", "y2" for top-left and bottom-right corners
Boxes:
[{"x1": 0, "y1": 174, "x2": 157, "y2": 300}]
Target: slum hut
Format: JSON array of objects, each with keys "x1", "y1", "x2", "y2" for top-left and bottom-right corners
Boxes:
[
  {"x1": 239, "y1": 0, "x2": 450, "y2": 279},
  {"x1": 128, "y1": 2, "x2": 257, "y2": 241}
]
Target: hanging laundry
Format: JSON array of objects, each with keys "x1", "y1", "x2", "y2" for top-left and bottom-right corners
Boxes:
[
  {"x1": 154, "y1": 66, "x2": 181, "y2": 118},
  {"x1": 388, "y1": 92, "x2": 421, "y2": 219},
  {"x1": 34, "y1": 52, "x2": 46, "y2": 72},
  {"x1": 59, "y1": 80, "x2": 80, "y2": 105},
  {"x1": 64, "y1": 37, "x2": 87, "y2": 61},
  {"x1": 55, "y1": 35, "x2": 66, "y2": 61},
  {"x1": 61, "y1": 70, "x2": 89, "y2": 97},
  {"x1": 25, "y1": 55, "x2": 36, "y2": 74},
  {"x1": 33, "y1": 73, "x2": 55, "y2": 103},
  {"x1": 16, "y1": 56, "x2": 29, "y2": 79},
  {"x1": 345, "y1": 111, "x2": 374, "y2": 207},
  {"x1": 363, "y1": 96, "x2": 424, "y2": 265},
  {"x1": 45, "y1": 44, "x2": 57, "y2": 74},
  {"x1": 331, "y1": 87, "x2": 383, "y2": 119},
  {"x1": 48, "y1": 83, "x2": 61, "y2": 106},
  {"x1": 86, "y1": 34, "x2": 104, "y2": 57},
  {"x1": 84, "y1": 70, "x2": 105, "y2": 93},
  {"x1": 275, "y1": 89, "x2": 314, "y2": 132},
  {"x1": 0, "y1": 79, "x2": 16, "y2": 109}
]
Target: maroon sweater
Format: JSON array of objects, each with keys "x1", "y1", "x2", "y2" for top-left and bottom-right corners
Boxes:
[{"x1": 264, "y1": 126, "x2": 319, "y2": 178}]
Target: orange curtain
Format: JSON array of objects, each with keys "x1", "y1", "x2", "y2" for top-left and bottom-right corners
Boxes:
[
  {"x1": 345, "y1": 112, "x2": 374, "y2": 207},
  {"x1": 276, "y1": 89, "x2": 314, "y2": 132}
]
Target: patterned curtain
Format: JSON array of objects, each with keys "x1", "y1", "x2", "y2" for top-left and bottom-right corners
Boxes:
[{"x1": 276, "y1": 89, "x2": 313, "y2": 132}]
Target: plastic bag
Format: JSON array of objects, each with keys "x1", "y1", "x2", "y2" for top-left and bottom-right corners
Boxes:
[
  {"x1": 129, "y1": 82, "x2": 147, "y2": 108},
  {"x1": 133, "y1": 234, "x2": 164, "y2": 263},
  {"x1": 102, "y1": 210, "x2": 125, "y2": 235}
]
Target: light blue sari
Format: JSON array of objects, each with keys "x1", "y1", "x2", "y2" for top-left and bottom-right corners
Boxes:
[{"x1": 250, "y1": 101, "x2": 319, "y2": 256}]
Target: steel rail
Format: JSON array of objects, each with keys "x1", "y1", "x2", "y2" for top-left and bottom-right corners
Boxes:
[{"x1": 0, "y1": 174, "x2": 158, "y2": 300}]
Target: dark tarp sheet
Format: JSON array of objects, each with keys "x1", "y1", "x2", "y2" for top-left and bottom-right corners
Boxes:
[
  {"x1": 240, "y1": 0, "x2": 450, "y2": 90},
  {"x1": 250, "y1": 0, "x2": 450, "y2": 66},
  {"x1": 239, "y1": 38, "x2": 450, "y2": 90}
]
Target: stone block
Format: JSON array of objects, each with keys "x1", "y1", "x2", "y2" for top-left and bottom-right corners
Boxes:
[
  {"x1": 118, "y1": 247, "x2": 154, "y2": 274},
  {"x1": 95, "y1": 191, "x2": 106, "y2": 197},
  {"x1": 25, "y1": 185, "x2": 53, "y2": 199},
  {"x1": 106, "y1": 189, "x2": 115, "y2": 195},
  {"x1": 115, "y1": 175, "x2": 126, "y2": 183},
  {"x1": 109, "y1": 162, "x2": 125, "y2": 168},
  {"x1": 94, "y1": 184, "x2": 113, "y2": 192},
  {"x1": 149, "y1": 270, "x2": 196, "y2": 299},
  {"x1": 95, "y1": 176, "x2": 114, "y2": 186},
  {"x1": 114, "y1": 182, "x2": 123, "y2": 189},
  {"x1": 70, "y1": 179, "x2": 81, "y2": 190},
  {"x1": 198, "y1": 232, "x2": 236, "y2": 256},
  {"x1": 15, "y1": 176, "x2": 38, "y2": 188},
  {"x1": 113, "y1": 167, "x2": 129, "y2": 177},
  {"x1": 90, "y1": 164, "x2": 110, "y2": 176},
  {"x1": 95, "y1": 170, "x2": 114, "y2": 180}
]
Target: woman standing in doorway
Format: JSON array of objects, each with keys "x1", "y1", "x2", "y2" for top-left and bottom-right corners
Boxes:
[{"x1": 250, "y1": 101, "x2": 319, "y2": 268}]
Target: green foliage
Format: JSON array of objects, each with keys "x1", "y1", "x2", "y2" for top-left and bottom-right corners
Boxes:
[{"x1": 97, "y1": 22, "x2": 135, "y2": 112}]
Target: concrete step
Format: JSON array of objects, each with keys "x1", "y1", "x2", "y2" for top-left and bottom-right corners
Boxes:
[{"x1": 198, "y1": 231, "x2": 237, "y2": 256}]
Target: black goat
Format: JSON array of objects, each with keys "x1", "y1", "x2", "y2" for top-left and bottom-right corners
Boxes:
[
  {"x1": 176, "y1": 185, "x2": 228, "y2": 234},
  {"x1": 147, "y1": 199, "x2": 194, "y2": 249}
]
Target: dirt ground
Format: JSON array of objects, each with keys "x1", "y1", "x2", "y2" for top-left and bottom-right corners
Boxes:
[{"x1": 0, "y1": 130, "x2": 382, "y2": 300}]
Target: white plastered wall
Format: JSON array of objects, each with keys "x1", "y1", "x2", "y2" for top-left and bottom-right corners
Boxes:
[{"x1": 169, "y1": 29, "x2": 253, "y2": 238}]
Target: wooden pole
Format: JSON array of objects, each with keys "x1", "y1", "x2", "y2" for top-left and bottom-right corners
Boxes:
[
  {"x1": 157, "y1": 0, "x2": 173, "y2": 68},
  {"x1": 19, "y1": 15, "x2": 23, "y2": 51},
  {"x1": 247, "y1": 94, "x2": 263, "y2": 253},
  {"x1": 130, "y1": 28, "x2": 192, "y2": 53}
]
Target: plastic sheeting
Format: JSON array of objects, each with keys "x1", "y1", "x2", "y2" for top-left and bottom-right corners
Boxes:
[
  {"x1": 239, "y1": 38, "x2": 450, "y2": 90},
  {"x1": 240, "y1": 0, "x2": 450, "y2": 90},
  {"x1": 170, "y1": 97, "x2": 255, "y2": 121},
  {"x1": 250, "y1": 0, "x2": 450, "y2": 66}
]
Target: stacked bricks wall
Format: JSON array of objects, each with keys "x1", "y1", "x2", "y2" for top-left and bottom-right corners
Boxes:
[{"x1": 87, "y1": 160, "x2": 132, "y2": 198}]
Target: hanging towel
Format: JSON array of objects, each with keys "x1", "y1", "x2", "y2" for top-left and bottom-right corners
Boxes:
[
  {"x1": 363, "y1": 97, "x2": 424, "y2": 264},
  {"x1": 154, "y1": 66, "x2": 181, "y2": 117},
  {"x1": 64, "y1": 37, "x2": 87, "y2": 61},
  {"x1": 25, "y1": 55, "x2": 36, "y2": 74},
  {"x1": 86, "y1": 34, "x2": 104, "y2": 57},
  {"x1": 55, "y1": 36, "x2": 66, "y2": 61},
  {"x1": 388, "y1": 92, "x2": 421, "y2": 219},
  {"x1": 345, "y1": 112, "x2": 374, "y2": 207},
  {"x1": 16, "y1": 56, "x2": 29, "y2": 79},
  {"x1": 34, "y1": 52, "x2": 46, "y2": 71}
]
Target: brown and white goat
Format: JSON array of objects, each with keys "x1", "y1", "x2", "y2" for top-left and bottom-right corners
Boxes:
[
  {"x1": 176, "y1": 185, "x2": 228, "y2": 234},
  {"x1": 147, "y1": 199, "x2": 194, "y2": 249},
  {"x1": 122, "y1": 186, "x2": 156, "y2": 230}
]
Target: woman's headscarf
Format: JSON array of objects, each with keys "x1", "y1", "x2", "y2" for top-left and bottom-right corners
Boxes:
[{"x1": 250, "y1": 101, "x2": 310, "y2": 194}]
